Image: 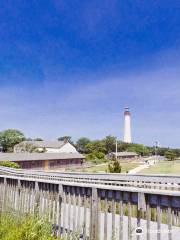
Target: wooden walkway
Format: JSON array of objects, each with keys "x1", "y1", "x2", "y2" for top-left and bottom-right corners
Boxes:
[{"x1": 0, "y1": 166, "x2": 180, "y2": 239}]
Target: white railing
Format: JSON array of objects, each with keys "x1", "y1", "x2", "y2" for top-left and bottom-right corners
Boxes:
[{"x1": 0, "y1": 167, "x2": 180, "y2": 239}]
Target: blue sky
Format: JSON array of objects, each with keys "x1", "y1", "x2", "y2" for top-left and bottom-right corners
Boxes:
[{"x1": 0, "y1": 0, "x2": 180, "y2": 147}]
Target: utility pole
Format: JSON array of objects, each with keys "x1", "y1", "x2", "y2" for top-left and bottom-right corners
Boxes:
[
  {"x1": 154, "y1": 141, "x2": 158, "y2": 162},
  {"x1": 115, "y1": 138, "x2": 118, "y2": 160}
]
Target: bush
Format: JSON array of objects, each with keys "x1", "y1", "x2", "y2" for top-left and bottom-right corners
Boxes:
[
  {"x1": 85, "y1": 152, "x2": 107, "y2": 165},
  {"x1": 95, "y1": 152, "x2": 105, "y2": 159},
  {"x1": 86, "y1": 153, "x2": 95, "y2": 161},
  {"x1": 108, "y1": 160, "x2": 122, "y2": 173},
  {"x1": 0, "y1": 161, "x2": 20, "y2": 169}
]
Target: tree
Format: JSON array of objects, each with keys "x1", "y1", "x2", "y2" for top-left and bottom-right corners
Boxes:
[
  {"x1": 165, "y1": 150, "x2": 177, "y2": 161},
  {"x1": 34, "y1": 138, "x2": 43, "y2": 141},
  {"x1": 117, "y1": 141, "x2": 131, "y2": 152},
  {"x1": 26, "y1": 138, "x2": 32, "y2": 141},
  {"x1": 76, "y1": 137, "x2": 90, "y2": 153},
  {"x1": 0, "y1": 129, "x2": 25, "y2": 152},
  {"x1": 103, "y1": 135, "x2": 116, "y2": 154},
  {"x1": 86, "y1": 151, "x2": 105, "y2": 160},
  {"x1": 57, "y1": 136, "x2": 74, "y2": 145},
  {"x1": 108, "y1": 160, "x2": 122, "y2": 173},
  {"x1": 16, "y1": 142, "x2": 39, "y2": 153},
  {"x1": 86, "y1": 140, "x2": 106, "y2": 153},
  {"x1": 0, "y1": 161, "x2": 20, "y2": 168},
  {"x1": 172, "y1": 148, "x2": 180, "y2": 158},
  {"x1": 126, "y1": 144, "x2": 150, "y2": 156}
]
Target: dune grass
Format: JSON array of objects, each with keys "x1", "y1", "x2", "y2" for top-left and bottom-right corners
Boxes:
[
  {"x1": 0, "y1": 212, "x2": 60, "y2": 240},
  {"x1": 71, "y1": 161, "x2": 139, "y2": 173},
  {"x1": 140, "y1": 161, "x2": 180, "y2": 174}
]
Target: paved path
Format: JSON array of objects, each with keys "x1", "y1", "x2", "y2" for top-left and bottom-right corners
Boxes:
[
  {"x1": 128, "y1": 163, "x2": 149, "y2": 174},
  {"x1": 128, "y1": 157, "x2": 159, "y2": 174}
]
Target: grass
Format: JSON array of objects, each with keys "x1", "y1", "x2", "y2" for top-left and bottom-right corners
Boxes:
[
  {"x1": 140, "y1": 160, "x2": 180, "y2": 174},
  {"x1": 0, "y1": 212, "x2": 61, "y2": 240},
  {"x1": 71, "y1": 161, "x2": 140, "y2": 173}
]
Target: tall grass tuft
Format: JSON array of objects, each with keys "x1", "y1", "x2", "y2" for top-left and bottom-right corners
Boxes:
[{"x1": 0, "y1": 212, "x2": 61, "y2": 240}]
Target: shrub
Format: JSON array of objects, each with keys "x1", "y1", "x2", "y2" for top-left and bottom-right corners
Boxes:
[
  {"x1": 0, "y1": 161, "x2": 20, "y2": 168},
  {"x1": 95, "y1": 152, "x2": 105, "y2": 159},
  {"x1": 108, "y1": 160, "x2": 122, "y2": 173}
]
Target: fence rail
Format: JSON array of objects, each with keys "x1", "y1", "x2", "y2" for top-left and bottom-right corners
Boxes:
[
  {"x1": 0, "y1": 167, "x2": 180, "y2": 239},
  {"x1": 0, "y1": 166, "x2": 180, "y2": 190}
]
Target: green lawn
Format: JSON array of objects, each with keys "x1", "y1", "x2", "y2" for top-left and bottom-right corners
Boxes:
[
  {"x1": 71, "y1": 162, "x2": 140, "y2": 173},
  {"x1": 140, "y1": 161, "x2": 180, "y2": 174}
]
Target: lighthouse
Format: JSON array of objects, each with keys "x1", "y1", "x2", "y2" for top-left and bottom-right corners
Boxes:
[{"x1": 124, "y1": 107, "x2": 132, "y2": 143}]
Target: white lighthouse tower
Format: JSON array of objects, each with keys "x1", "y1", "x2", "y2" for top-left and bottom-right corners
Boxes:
[{"x1": 123, "y1": 107, "x2": 132, "y2": 143}]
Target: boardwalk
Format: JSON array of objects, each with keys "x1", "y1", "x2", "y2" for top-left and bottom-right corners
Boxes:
[
  {"x1": 61, "y1": 203, "x2": 180, "y2": 240},
  {"x1": 0, "y1": 166, "x2": 180, "y2": 240}
]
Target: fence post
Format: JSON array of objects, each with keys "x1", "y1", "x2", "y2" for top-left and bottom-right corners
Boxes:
[
  {"x1": 34, "y1": 181, "x2": 40, "y2": 215},
  {"x1": 2, "y1": 178, "x2": 7, "y2": 211},
  {"x1": 16, "y1": 179, "x2": 21, "y2": 214},
  {"x1": 90, "y1": 187, "x2": 99, "y2": 240},
  {"x1": 57, "y1": 184, "x2": 63, "y2": 237}
]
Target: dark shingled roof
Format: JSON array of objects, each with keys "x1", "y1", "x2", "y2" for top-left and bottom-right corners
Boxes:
[
  {"x1": 0, "y1": 152, "x2": 85, "y2": 162},
  {"x1": 111, "y1": 152, "x2": 139, "y2": 157}
]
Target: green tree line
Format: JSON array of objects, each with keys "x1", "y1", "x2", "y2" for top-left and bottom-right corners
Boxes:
[
  {"x1": 0, "y1": 129, "x2": 180, "y2": 160},
  {"x1": 75, "y1": 136, "x2": 178, "y2": 157}
]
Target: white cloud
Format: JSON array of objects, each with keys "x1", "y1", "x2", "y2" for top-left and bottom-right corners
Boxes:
[{"x1": 0, "y1": 49, "x2": 180, "y2": 146}]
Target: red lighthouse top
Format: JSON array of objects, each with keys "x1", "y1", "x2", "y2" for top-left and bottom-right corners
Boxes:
[{"x1": 124, "y1": 107, "x2": 131, "y2": 116}]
